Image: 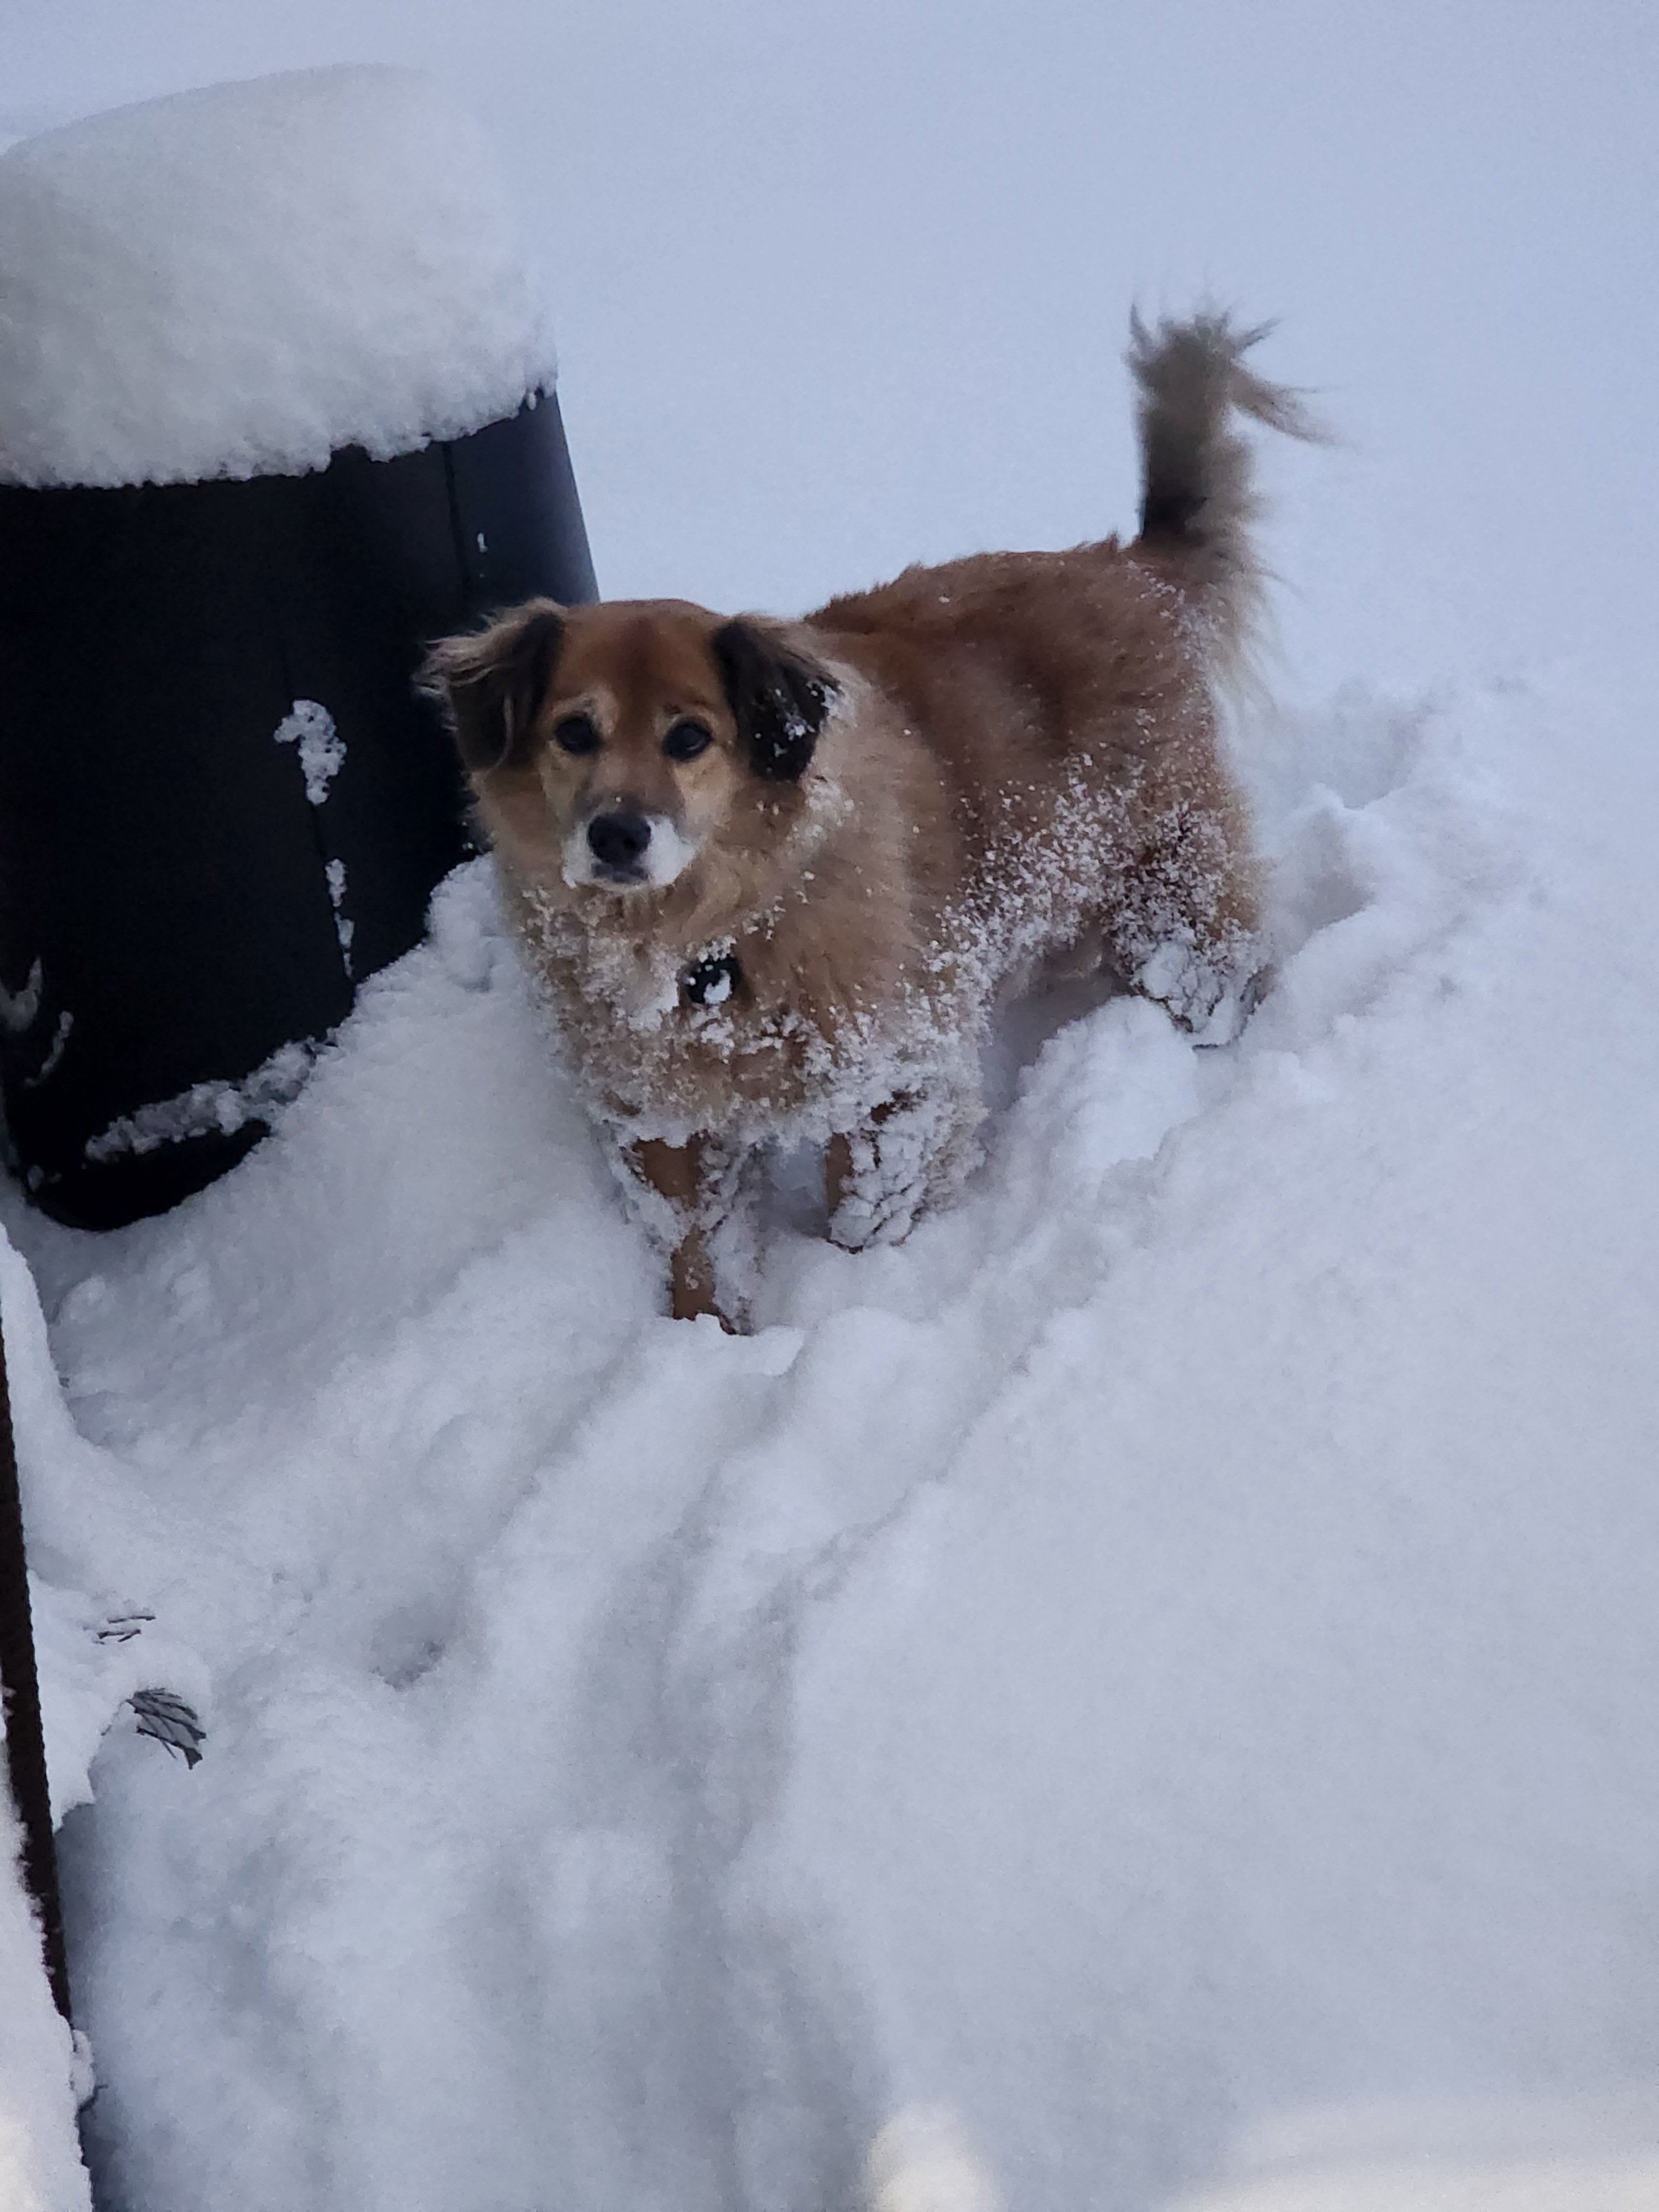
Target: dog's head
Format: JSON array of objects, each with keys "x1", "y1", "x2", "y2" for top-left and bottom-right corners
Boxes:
[{"x1": 419, "y1": 598, "x2": 838, "y2": 894}]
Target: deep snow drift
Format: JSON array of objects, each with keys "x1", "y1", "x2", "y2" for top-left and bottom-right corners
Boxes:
[{"x1": 6, "y1": 649, "x2": 1659, "y2": 2211}]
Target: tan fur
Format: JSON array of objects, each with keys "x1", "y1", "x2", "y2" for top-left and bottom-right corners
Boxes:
[{"x1": 421, "y1": 313, "x2": 1316, "y2": 1326}]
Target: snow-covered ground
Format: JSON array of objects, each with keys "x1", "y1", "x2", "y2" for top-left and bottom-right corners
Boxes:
[{"x1": 3, "y1": 5, "x2": 1657, "y2": 2208}]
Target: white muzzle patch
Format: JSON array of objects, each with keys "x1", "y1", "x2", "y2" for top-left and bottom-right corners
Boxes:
[{"x1": 562, "y1": 812, "x2": 697, "y2": 893}]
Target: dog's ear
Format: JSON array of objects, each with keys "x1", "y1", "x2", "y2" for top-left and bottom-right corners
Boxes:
[
  {"x1": 417, "y1": 601, "x2": 565, "y2": 772},
  {"x1": 712, "y1": 619, "x2": 837, "y2": 782}
]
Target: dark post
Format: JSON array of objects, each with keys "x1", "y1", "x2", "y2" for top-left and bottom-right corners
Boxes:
[
  {"x1": 0, "y1": 1308, "x2": 71, "y2": 2023},
  {"x1": 0, "y1": 66, "x2": 597, "y2": 1231},
  {"x1": 0, "y1": 390, "x2": 594, "y2": 1230}
]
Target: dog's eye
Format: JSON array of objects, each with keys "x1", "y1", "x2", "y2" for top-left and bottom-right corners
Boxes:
[
  {"x1": 552, "y1": 714, "x2": 602, "y2": 755},
  {"x1": 663, "y1": 720, "x2": 712, "y2": 763}
]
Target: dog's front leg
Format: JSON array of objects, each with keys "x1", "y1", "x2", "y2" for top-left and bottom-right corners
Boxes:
[
  {"x1": 825, "y1": 1088, "x2": 981, "y2": 1253},
  {"x1": 621, "y1": 1134, "x2": 754, "y2": 1329},
  {"x1": 629, "y1": 1135, "x2": 720, "y2": 1322}
]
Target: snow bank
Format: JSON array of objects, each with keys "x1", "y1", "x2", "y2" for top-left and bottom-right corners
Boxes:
[
  {"x1": 0, "y1": 1224, "x2": 199, "y2": 2212},
  {"x1": 0, "y1": 1792, "x2": 89, "y2": 2212},
  {"x1": 0, "y1": 66, "x2": 558, "y2": 488},
  {"x1": 2, "y1": 657, "x2": 1655, "y2": 2212},
  {"x1": 1170, "y1": 2096, "x2": 1659, "y2": 2211},
  {"x1": 0, "y1": 1241, "x2": 106, "y2": 2212},
  {"x1": 1, "y1": 1237, "x2": 212, "y2": 1827}
]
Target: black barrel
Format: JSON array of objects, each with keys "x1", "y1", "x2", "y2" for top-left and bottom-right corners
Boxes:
[{"x1": 0, "y1": 389, "x2": 595, "y2": 1229}]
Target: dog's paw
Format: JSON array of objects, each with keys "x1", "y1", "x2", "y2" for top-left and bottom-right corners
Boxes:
[
  {"x1": 825, "y1": 1103, "x2": 942, "y2": 1252},
  {"x1": 1188, "y1": 962, "x2": 1272, "y2": 1048},
  {"x1": 827, "y1": 1184, "x2": 924, "y2": 1253},
  {"x1": 1134, "y1": 938, "x2": 1266, "y2": 1046},
  {"x1": 827, "y1": 1140, "x2": 925, "y2": 1249}
]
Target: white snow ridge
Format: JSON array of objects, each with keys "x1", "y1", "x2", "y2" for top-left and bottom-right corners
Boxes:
[{"x1": 84, "y1": 1039, "x2": 320, "y2": 1161}]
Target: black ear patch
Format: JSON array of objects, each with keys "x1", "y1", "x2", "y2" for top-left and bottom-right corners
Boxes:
[
  {"x1": 712, "y1": 620, "x2": 837, "y2": 782},
  {"x1": 418, "y1": 602, "x2": 565, "y2": 772}
]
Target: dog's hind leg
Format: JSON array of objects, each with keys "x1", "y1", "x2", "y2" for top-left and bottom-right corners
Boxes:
[{"x1": 1103, "y1": 797, "x2": 1267, "y2": 1043}]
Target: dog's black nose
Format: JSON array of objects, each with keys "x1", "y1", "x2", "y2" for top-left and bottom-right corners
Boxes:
[{"x1": 587, "y1": 810, "x2": 652, "y2": 868}]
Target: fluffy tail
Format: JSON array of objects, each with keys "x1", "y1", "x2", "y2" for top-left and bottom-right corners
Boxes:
[{"x1": 1128, "y1": 309, "x2": 1324, "y2": 682}]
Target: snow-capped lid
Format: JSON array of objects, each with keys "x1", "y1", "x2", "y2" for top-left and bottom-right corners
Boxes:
[{"x1": 0, "y1": 66, "x2": 559, "y2": 490}]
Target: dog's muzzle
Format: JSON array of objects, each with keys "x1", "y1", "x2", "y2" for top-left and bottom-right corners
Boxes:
[{"x1": 564, "y1": 807, "x2": 695, "y2": 891}]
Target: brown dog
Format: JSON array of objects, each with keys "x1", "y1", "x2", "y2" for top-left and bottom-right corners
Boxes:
[{"x1": 421, "y1": 313, "x2": 1318, "y2": 1326}]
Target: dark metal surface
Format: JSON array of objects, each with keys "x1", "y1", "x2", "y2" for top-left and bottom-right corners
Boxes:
[{"x1": 0, "y1": 390, "x2": 594, "y2": 1229}]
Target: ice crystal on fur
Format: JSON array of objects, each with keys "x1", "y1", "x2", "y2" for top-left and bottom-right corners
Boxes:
[{"x1": 828, "y1": 1088, "x2": 983, "y2": 1251}]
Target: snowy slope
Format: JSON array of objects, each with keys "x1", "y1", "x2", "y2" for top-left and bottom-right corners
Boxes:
[
  {"x1": 3, "y1": 4, "x2": 1657, "y2": 2209},
  {"x1": 8, "y1": 660, "x2": 1659, "y2": 2211}
]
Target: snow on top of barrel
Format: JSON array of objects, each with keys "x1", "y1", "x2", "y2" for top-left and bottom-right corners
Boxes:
[{"x1": 0, "y1": 66, "x2": 559, "y2": 489}]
